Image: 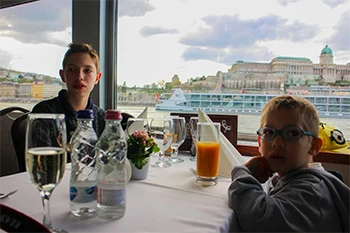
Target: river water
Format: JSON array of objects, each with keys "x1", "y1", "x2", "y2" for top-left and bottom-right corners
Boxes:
[{"x1": 1, "y1": 102, "x2": 349, "y2": 140}]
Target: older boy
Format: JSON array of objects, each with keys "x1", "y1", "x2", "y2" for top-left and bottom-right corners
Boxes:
[
  {"x1": 228, "y1": 95, "x2": 349, "y2": 232},
  {"x1": 32, "y1": 42, "x2": 105, "y2": 144}
]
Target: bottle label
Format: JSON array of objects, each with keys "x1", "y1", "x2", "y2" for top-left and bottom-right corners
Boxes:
[
  {"x1": 97, "y1": 187, "x2": 126, "y2": 206},
  {"x1": 70, "y1": 186, "x2": 96, "y2": 203}
]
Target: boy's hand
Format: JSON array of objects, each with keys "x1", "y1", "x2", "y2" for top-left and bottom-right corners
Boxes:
[{"x1": 244, "y1": 156, "x2": 273, "y2": 183}]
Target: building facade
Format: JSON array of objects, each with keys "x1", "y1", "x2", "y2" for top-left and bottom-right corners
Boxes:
[
  {"x1": 31, "y1": 81, "x2": 44, "y2": 99},
  {"x1": 222, "y1": 45, "x2": 350, "y2": 90},
  {"x1": 43, "y1": 83, "x2": 64, "y2": 99}
]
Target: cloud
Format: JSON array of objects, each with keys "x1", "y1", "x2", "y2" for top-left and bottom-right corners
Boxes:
[
  {"x1": 139, "y1": 26, "x2": 179, "y2": 37},
  {"x1": 180, "y1": 14, "x2": 318, "y2": 48},
  {"x1": 328, "y1": 10, "x2": 350, "y2": 51},
  {"x1": 0, "y1": 0, "x2": 71, "y2": 46},
  {"x1": 0, "y1": 49, "x2": 12, "y2": 68},
  {"x1": 118, "y1": 0, "x2": 155, "y2": 17},
  {"x1": 277, "y1": 0, "x2": 345, "y2": 9},
  {"x1": 181, "y1": 47, "x2": 218, "y2": 61},
  {"x1": 182, "y1": 45, "x2": 273, "y2": 65},
  {"x1": 277, "y1": 0, "x2": 301, "y2": 6},
  {"x1": 179, "y1": 14, "x2": 318, "y2": 63},
  {"x1": 321, "y1": 0, "x2": 346, "y2": 8}
]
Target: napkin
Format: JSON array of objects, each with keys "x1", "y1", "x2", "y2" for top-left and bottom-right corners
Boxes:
[
  {"x1": 125, "y1": 107, "x2": 148, "y2": 136},
  {"x1": 137, "y1": 106, "x2": 148, "y2": 119},
  {"x1": 198, "y1": 108, "x2": 246, "y2": 177}
]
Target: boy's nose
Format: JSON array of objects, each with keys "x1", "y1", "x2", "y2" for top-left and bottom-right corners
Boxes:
[
  {"x1": 77, "y1": 70, "x2": 84, "y2": 80},
  {"x1": 272, "y1": 135, "x2": 284, "y2": 148}
]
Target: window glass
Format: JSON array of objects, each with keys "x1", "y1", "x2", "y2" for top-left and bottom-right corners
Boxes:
[
  {"x1": 0, "y1": 0, "x2": 72, "y2": 111},
  {"x1": 117, "y1": 0, "x2": 349, "y2": 142}
]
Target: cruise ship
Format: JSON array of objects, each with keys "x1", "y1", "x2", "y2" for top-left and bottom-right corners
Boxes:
[{"x1": 155, "y1": 88, "x2": 350, "y2": 118}]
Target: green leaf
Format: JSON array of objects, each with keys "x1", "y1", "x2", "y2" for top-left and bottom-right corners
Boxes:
[
  {"x1": 152, "y1": 145, "x2": 160, "y2": 153},
  {"x1": 130, "y1": 157, "x2": 148, "y2": 170}
]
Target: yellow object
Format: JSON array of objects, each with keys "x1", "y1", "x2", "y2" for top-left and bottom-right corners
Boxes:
[{"x1": 319, "y1": 122, "x2": 350, "y2": 154}]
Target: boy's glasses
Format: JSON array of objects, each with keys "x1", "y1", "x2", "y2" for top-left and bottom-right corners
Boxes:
[{"x1": 257, "y1": 126, "x2": 315, "y2": 142}]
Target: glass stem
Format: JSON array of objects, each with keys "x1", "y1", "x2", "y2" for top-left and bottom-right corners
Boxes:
[
  {"x1": 171, "y1": 147, "x2": 178, "y2": 159},
  {"x1": 190, "y1": 142, "x2": 196, "y2": 156},
  {"x1": 40, "y1": 190, "x2": 53, "y2": 230},
  {"x1": 159, "y1": 151, "x2": 165, "y2": 161}
]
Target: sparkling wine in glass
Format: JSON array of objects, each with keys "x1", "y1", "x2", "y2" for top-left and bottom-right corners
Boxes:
[
  {"x1": 189, "y1": 117, "x2": 198, "y2": 162},
  {"x1": 25, "y1": 113, "x2": 68, "y2": 233},
  {"x1": 150, "y1": 118, "x2": 173, "y2": 168},
  {"x1": 168, "y1": 116, "x2": 186, "y2": 164}
]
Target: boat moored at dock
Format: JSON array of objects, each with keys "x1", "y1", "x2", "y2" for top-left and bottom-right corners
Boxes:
[{"x1": 155, "y1": 88, "x2": 350, "y2": 118}]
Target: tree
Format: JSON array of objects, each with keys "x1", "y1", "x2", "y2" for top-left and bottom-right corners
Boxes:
[
  {"x1": 151, "y1": 82, "x2": 158, "y2": 89},
  {"x1": 122, "y1": 81, "x2": 127, "y2": 93},
  {"x1": 157, "y1": 80, "x2": 165, "y2": 89},
  {"x1": 165, "y1": 83, "x2": 173, "y2": 90}
]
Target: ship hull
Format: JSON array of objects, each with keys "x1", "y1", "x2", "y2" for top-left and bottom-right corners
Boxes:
[{"x1": 155, "y1": 89, "x2": 350, "y2": 119}]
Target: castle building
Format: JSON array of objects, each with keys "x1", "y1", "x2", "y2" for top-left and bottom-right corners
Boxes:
[{"x1": 221, "y1": 45, "x2": 350, "y2": 90}]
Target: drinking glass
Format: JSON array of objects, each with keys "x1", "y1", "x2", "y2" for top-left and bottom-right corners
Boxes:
[
  {"x1": 168, "y1": 116, "x2": 186, "y2": 164},
  {"x1": 149, "y1": 118, "x2": 173, "y2": 168},
  {"x1": 189, "y1": 117, "x2": 198, "y2": 162},
  {"x1": 126, "y1": 118, "x2": 149, "y2": 137},
  {"x1": 25, "y1": 114, "x2": 67, "y2": 233},
  {"x1": 196, "y1": 122, "x2": 220, "y2": 186}
]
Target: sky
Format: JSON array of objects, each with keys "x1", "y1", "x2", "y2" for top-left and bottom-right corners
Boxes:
[{"x1": 0, "y1": 0, "x2": 349, "y2": 87}]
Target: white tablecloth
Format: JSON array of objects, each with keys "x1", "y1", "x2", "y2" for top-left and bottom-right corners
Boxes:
[{"x1": 0, "y1": 154, "x2": 237, "y2": 233}]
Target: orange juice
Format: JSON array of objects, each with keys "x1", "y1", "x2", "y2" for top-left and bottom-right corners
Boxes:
[{"x1": 196, "y1": 142, "x2": 220, "y2": 177}]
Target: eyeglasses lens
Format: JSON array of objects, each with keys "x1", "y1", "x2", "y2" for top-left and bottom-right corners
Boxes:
[
  {"x1": 283, "y1": 127, "x2": 303, "y2": 141},
  {"x1": 259, "y1": 126, "x2": 303, "y2": 142}
]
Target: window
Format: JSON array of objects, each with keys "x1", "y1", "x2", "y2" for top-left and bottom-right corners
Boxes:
[
  {"x1": 1, "y1": 0, "x2": 349, "y2": 144},
  {"x1": 0, "y1": 0, "x2": 72, "y2": 110}
]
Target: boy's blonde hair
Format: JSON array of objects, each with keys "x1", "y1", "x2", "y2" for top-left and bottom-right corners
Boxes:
[
  {"x1": 62, "y1": 42, "x2": 100, "y2": 72},
  {"x1": 260, "y1": 95, "x2": 319, "y2": 137}
]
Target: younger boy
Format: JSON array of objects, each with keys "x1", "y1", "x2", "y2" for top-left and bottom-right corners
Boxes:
[
  {"x1": 32, "y1": 43, "x2": 105, "y2": 159},
  {"x1": 228, "y1": 95, "x2": 349, "y2": 232}
]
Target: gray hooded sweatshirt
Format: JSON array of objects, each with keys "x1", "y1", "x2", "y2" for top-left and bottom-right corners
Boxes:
[{"x1": 228, "y1": 164, "x2": 349, "y2": 232}]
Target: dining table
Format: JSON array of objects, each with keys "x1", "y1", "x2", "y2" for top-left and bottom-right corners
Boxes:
[{"x1": 0, "y1": 153, "x2": 247, "y2": 233}]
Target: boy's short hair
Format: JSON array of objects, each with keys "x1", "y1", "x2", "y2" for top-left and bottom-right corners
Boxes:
[
  {"x1": 260, "y1": 95, "x2": 320, "y2": 137},
  {"x1": 62, "y1": 42, "x2": 100, "y2": 72}
]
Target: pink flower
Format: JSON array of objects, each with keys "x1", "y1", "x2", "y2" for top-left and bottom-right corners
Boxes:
[{"x1": 131, "y1": 130, "x2": 149, "y2": 146}]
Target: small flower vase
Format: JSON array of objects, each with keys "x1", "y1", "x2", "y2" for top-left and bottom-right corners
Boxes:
[{"x1": 130, "y1": 157, "x2": 150, "y2": 180}]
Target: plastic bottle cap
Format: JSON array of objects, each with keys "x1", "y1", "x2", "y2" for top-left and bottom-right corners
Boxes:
[
  {"x1": 77, "y1": 109, "x2": 94, "y2": 119},
  {"x1": 105, "y1": 110, "x2": 122, "y2": 120}
]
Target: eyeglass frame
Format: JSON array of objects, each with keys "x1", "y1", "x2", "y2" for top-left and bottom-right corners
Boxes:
[{"x1": 256, "y1": 125, "x2": 315, "y2": 142}]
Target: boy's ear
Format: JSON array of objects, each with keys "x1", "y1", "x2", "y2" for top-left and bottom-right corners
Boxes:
[
  {"x1": 59, "y1": 69, "x2": 66, "y2": 83},
  {"x1": 95, "y1": 72, "x2": 102, "y2": 84},
  {"x1": 309, "y1": 137, "x2": 322, "y2": 156}
]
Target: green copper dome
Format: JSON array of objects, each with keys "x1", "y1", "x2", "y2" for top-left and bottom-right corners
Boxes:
[{"x1": 321, "y1": 45, "x2": 333, "y2": 55}]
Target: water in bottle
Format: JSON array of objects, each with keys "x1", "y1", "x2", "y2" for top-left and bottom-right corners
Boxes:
[
  {"x1": 69, "y1": 109, "x2": 98, "y2": 218},
  {"x1": 96, "y1": 110, "x2": 127, "y2": 219}
]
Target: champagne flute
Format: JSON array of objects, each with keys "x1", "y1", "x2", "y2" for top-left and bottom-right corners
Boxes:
[
  {"x1": 168, "y1": 116, "x2": 186, "y2": 164},
  {"x1": 150, "y1": 118, "x2": 173, "y2": 168},
  {"x1": 189, "y1": 117, "x2": 198, "y2": 162},
  {"x1": 25, "y1": 114, "x2": 67, "y2": 233}
]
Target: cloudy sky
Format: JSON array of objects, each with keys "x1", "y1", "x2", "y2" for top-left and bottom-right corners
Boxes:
[{"x1": 0, "y1": 0, "x2": 349, "y2": 87}]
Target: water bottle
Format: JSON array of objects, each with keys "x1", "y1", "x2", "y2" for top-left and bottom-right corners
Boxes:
[
  {"x1": 69, "y1": 109, "x2": 98, "y2": 217},
  {"x1": 96, "y1": 110, "x2": 127, "y2": 219}
]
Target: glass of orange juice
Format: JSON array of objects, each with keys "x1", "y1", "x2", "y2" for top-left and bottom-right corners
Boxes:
[{"x1": 196, "y1": 122, "x2": 220, "y2": 186}]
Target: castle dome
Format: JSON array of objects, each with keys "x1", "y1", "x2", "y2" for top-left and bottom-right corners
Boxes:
[{"x1": 321, "y1": 45, "x2": 333, "y2": 55}]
